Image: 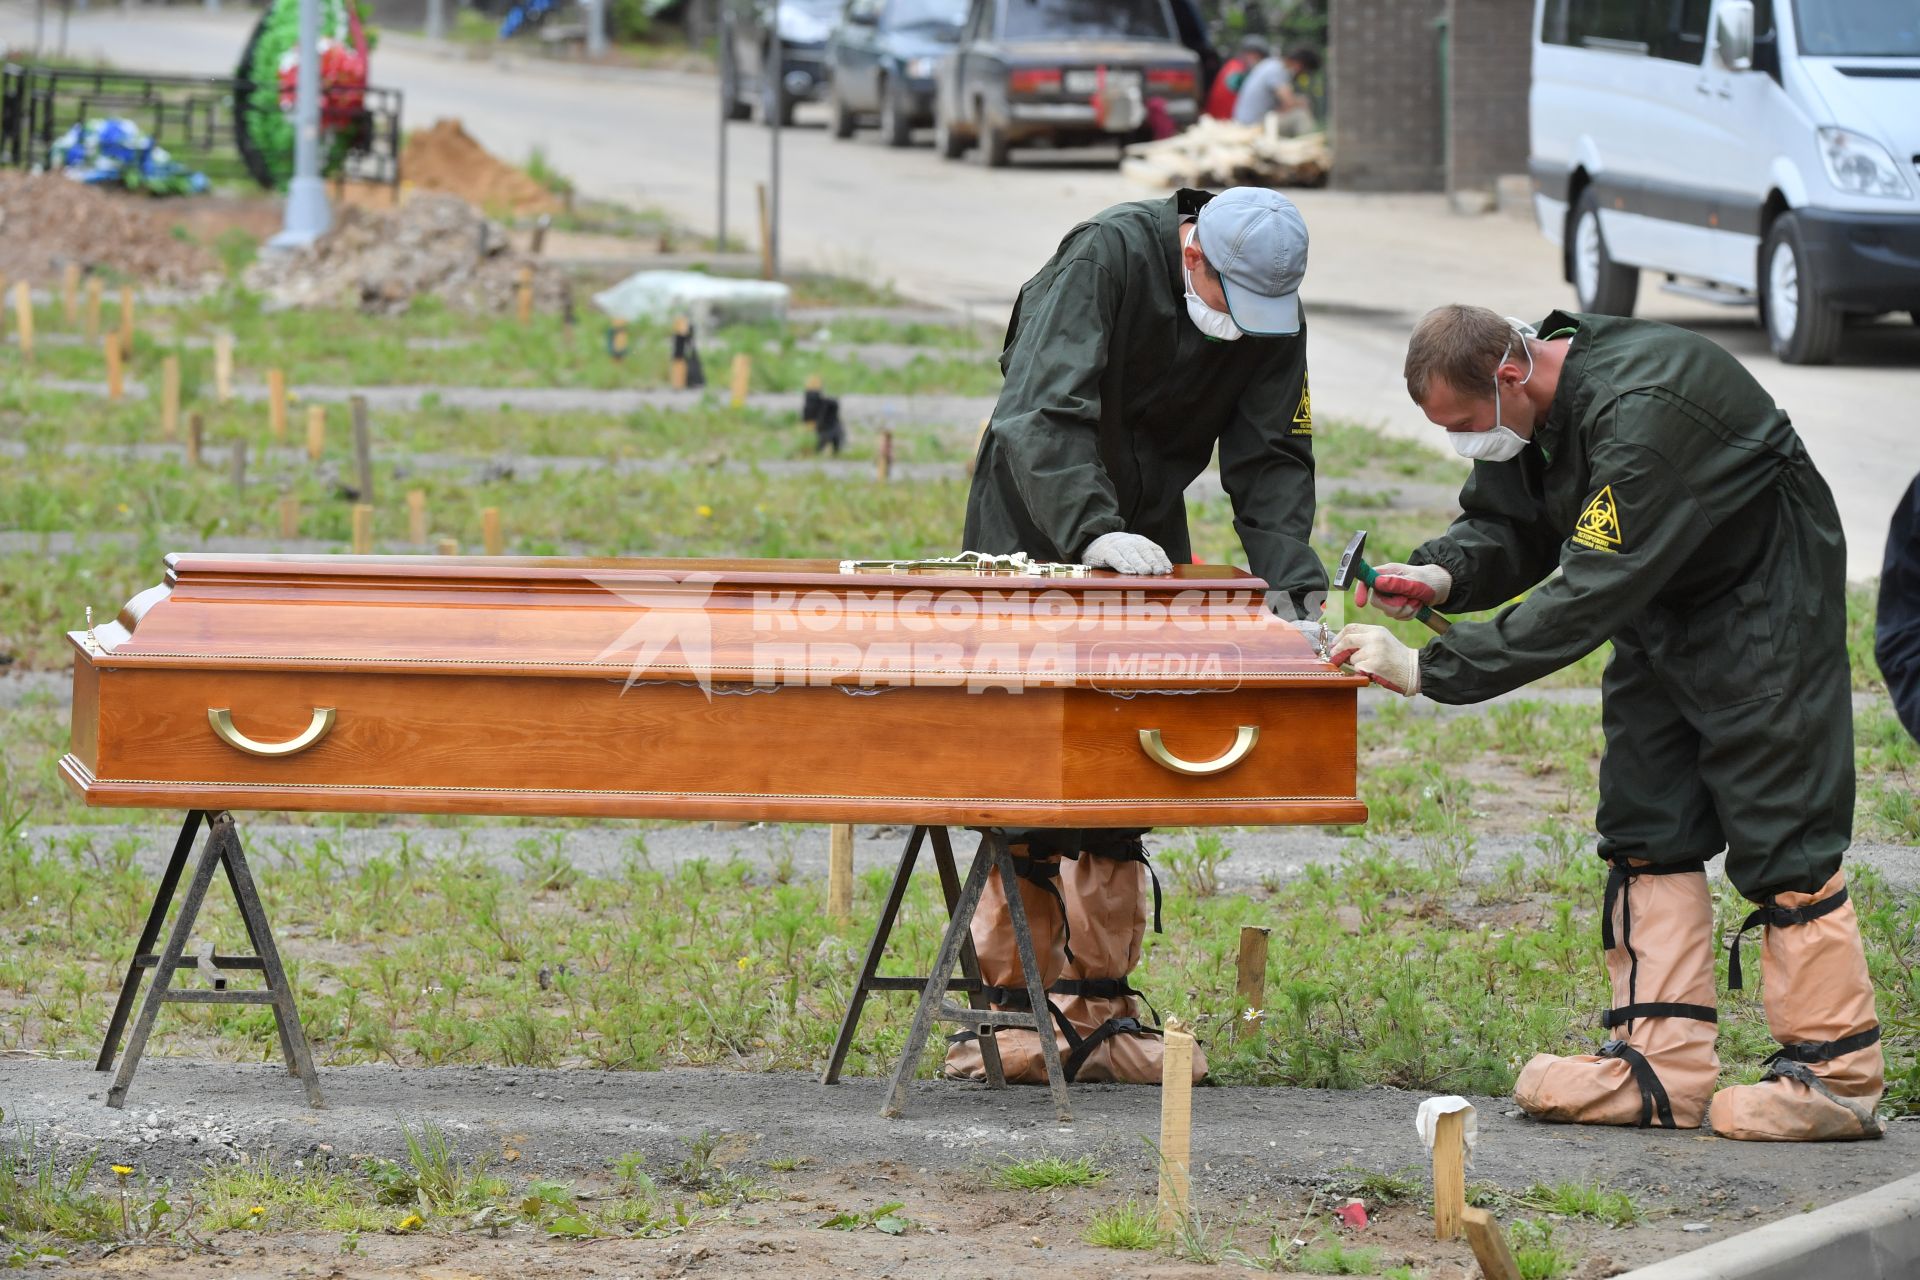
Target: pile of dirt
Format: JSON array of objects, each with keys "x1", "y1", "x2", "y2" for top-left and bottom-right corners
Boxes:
[
  {"x1": 0, "y1": 172, "x2": 217, "y2": 286},
  {"x1": 400, "y1": 118, "x2": 561, "y2": 217},
  {"x1": 242, "y1": 193, "x2": 569, "y2": 315}
]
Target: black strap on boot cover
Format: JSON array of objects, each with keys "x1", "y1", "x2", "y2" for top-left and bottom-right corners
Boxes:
[
  {"x1": 1597, "y1": 1039, "x2": 1679, "y2": 1129},
  {"x1": 1763, "y1": 1025, "x2": 1881, "y2": 1069},
  {"x1": 1726, "y1": 885, "x2": 1850, "y2": 990},
  {"x1": 1599, "y1": 857, "x2": 1709, "y2": 1035},
  {"x1": 1080, "y1": 834, "x2": 1163, "y2": 935},
  {"x1": 1007, "y1": 854, "x2": 1076, "y2": 966},
  {"x1": 1760, "y1": 1058, "x2": 1886, "y2": 1138},
  {"x1": 1050, "y1": 976, "x2": 1162, "y2": 1028}
]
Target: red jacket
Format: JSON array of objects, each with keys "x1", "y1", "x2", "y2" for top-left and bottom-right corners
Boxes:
[{"x1": 1204, "y1": 56, "x2": 1251, "y2": 119}]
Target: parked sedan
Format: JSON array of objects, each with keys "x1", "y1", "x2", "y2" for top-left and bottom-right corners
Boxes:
[
  {"x1": 826, "y1": 0, "x2": 968, "y2": 147},
  {"x1": 934, "y1": 0, "x2": 1200, "y2": 167},
  {"x1": 720, "y1": 0, "x2": 843, "y2": 125}
]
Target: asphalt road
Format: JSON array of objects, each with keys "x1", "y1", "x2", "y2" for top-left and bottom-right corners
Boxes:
[{"x1": 8, "y1": 4, "x2": 1919, "y2": 578}]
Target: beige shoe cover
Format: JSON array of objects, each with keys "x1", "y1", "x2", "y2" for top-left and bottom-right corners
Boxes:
[
  {"x1": 943, "y1": 847, "x2": 1070, "y2": 1083},
  {"x1": 1054, "y1": 853, "x2": 1206, "y2": 1085},
  {"x1": 1515, "y1": 862, "x2": 1719, "y2": 1128},
  {"x1": 1709, "y1": 869, "x2": 1885, "y2": 1141}
]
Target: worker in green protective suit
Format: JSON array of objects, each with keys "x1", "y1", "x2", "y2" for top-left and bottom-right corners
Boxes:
[
  {"x1": 1330, "y1": 304, "x2": 1882, "y2": 1142},
  {"x1": 948, "y1": 187, "x2": 1325, "y2": 1087}
]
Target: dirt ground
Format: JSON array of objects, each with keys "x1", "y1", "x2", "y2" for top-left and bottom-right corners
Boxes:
[{"x1": 6, "y1": 1061, "x2": 1915, "y2": 1277}]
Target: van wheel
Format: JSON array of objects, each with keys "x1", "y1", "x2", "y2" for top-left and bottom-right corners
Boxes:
[
  {"x1": 829, "y1": 85, "x2": 856, "y2": 139},
  {"x1": 1570, "y1": 188, "x2": 1638, "y2": 316},
  {"x1": 879, "y1": 76, "x2": 913, "y2": 148},
  {"x1": 1760, "y1": 213, "x2": 1842, "y2": 365}
]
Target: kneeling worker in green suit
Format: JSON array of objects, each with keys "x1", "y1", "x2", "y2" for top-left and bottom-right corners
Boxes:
[{"x1": 1330, "y1": 303, "x2": 1883, "y2": 1142}]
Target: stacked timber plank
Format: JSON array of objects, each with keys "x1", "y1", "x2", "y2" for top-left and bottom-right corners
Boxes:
[{"x1": 1121, "y1": 117, "x2": 1331, "y2": 190}]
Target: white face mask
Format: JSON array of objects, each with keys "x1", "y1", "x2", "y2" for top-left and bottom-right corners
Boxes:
[
  {"x1": 1182, "y1": 228, "x2": 1243, "y2": 342},
  {"x1": 1449, "y1": 320, "x2": 1535, "y2": 462}
]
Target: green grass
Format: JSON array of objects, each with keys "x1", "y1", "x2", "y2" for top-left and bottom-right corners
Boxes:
[
  {"x1": 988, "y1": 1154, "x2": 1109, "y2": 1191},
  {"x1": 1082, "y1": 1197, "x2": 1164, "y2": 1250},
  {"x1": 1294, "y1": 1237, "x2": 1385, "y2": 1275},
  {"x1": 1509, "y1": 1217, "x2": 1578, "y2": 1280},
  {"x1": 1519, "y1": 1180, "x2": 1641, "y2": 1227}
]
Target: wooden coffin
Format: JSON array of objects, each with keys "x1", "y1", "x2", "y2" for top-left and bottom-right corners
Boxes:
[{"x1": 62, "y1": 555, "x2": 1367, "y2": 827}]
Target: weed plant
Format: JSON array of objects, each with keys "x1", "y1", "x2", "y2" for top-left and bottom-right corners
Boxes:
[
  {"x1": 1082, "y1": 1198, "x2": 1163, "y2": 1250},
  {"x1": 988, "y1": 1154, "x2": 1108, "y2": 1191}
]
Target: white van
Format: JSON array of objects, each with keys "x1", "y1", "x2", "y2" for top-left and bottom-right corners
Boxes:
[{"x1": 1529, "y1": 0, "x2": 1920, "y2": 364}]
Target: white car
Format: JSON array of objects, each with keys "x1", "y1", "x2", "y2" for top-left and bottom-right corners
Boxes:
[{"x1": 1529, "y1": 0, "x2": 1920, "y2": 364}]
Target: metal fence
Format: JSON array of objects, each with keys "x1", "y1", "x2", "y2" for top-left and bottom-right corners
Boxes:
[{"x1": 0, "y1": 62, "x2": 403, "y2": 188}]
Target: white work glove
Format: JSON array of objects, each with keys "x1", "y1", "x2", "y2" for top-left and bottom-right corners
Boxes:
[
  {"x1": 1356, "y1": 562, "x2": 1452, "y2": 620},
  {"x1": 1328, "y1": 623, "x2": 1420, "y2": 697},
  {"x1": 1083, "y1": 531, "x2": 1173, "y2": 576},
  {"x1": 1286, "y1": 617, "x2": 1332, "y2": 657}
]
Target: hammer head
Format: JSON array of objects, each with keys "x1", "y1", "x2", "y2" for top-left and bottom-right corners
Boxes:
[{"x1": 1332, "y1": 530, "x2": 1369, "y2": 591}]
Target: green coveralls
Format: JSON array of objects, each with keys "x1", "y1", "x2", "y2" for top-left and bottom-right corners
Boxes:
[
  {"x1": 962, "y1": 187, "x2": 1324, "y2": 855},
  {"x1": 1410, "y1": 311, "x2": 1852, "y2": 901}
]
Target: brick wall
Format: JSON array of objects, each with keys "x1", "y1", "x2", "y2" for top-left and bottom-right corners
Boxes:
[
  {"x1": 1447, "y1": 0, "x2": 1533, "y2": 195},
  {"x1": 1328, "y1": 0, "x2": 1447, "y2": 192}
]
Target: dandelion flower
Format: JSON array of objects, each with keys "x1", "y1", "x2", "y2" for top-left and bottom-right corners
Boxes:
[
  {"x1": 249, "y1": 1205, "x2": 265, "y2": 1216},
  {"x1": 696, "y1": 504, "x2": 714, "y2": 519},
  {"x1": 736, "y1": 954, "x2": 752, "y2": 971},
  {"x1": 111, "y1": 1164, "x2": 134, "y2": 1177},
  {"x1": 397, "y1": 1213, "x2": 424, "y2": 1231}
]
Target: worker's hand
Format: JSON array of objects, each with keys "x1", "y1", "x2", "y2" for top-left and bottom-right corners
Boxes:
[
  {"x1": 1356, "y1": 562, "x2": 1452, "y2": 620},
  {"x1": 1083, "y1": 532, "x2": 1174, "y2": 576},
  {"x1": 1328, "y1": 623, "x2": 1420, "y2": 697}
]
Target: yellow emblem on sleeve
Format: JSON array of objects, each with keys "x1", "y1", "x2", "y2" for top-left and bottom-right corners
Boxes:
[
  {"x1": 1291, "y1": 378, "x2": 1312, "y2": 435},
  {"x1": 1572, "y1": 485, "x2": 1624, "y2": 552}
]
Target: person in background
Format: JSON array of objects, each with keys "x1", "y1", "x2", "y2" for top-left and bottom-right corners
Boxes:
[
  {"x1": 1877, "y1": 473, "x2": 1920, "y2": 742},
  {"x1": 1233, "y1": 45, "x2": 1321, "y2": 135},
  {"x1": 1205, "y1": 34, "x2": 1269, "y2": 120}
]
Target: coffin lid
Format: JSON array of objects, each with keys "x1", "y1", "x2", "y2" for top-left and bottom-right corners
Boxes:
[{"x1": 70, "y1": 554, "x2": 1357, "y2": 690}]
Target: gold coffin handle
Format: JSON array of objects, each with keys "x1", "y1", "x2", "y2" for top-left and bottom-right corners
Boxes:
[
  {"x1": 208, "y1": 707, "x2": 336, "y2": 758},
  {"x1": 1138, "y1": 725, "x2": 1259, "y2": 777}
]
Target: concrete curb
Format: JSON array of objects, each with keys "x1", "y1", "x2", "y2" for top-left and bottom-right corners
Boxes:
[{"x1": 1617, "y1": 1168, "x2": 1920, "y2": 1280}]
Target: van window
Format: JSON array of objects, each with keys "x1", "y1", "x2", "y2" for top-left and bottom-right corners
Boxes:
[
  {"x1": 1650, "y1": 0, "x2": 1711, "y2": 62},
  {"x1": 1541, "y1": 0, "x2": 1654, "y2": 53},
  {"x1": 1795, "y1": 0, "x2": 1920, "y2": 57}
]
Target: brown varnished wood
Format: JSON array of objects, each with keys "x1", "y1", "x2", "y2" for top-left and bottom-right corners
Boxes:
[{"x1": 65, "y1": 555, "x2": 1368, "y2": 825}]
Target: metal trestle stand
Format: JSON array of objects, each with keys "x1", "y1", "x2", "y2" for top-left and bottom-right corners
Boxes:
[
  {"x1": 822, "y1": 826, "x2": 1071, "y2": 1122},
  {"x1": 97, "y1": 810, "x2": 324, "y2": 1109}
]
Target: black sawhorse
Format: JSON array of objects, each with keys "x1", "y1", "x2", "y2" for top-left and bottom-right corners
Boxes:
[
  {"x1": 821, "y1": 826, "x2": 1070, "y2": 1122},
  {"x1": 96, "y1": 810, "x2": 324, "y2": 1109}
]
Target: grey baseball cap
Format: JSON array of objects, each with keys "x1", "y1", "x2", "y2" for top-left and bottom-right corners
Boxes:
[{"x1": 1194, "y1": 188, "x2": 1308, "y2": 336}]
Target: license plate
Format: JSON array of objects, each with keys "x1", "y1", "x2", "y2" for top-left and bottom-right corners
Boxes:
[{"x1": 1063, "y1": 69, "x2": 1140, "y2": 95}]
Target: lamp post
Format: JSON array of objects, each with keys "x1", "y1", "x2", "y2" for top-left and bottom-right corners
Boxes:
[{"x1": 268, "y1": 0, "x2": 331, "y2": 250}]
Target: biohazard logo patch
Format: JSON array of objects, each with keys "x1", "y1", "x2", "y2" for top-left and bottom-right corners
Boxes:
[
  {"x1": 1291, "y1": 379, "x2": 1312, "y2": 435},
  {"x1": 1572, "y1": 485, "x2": 1623, "y2": 552}
]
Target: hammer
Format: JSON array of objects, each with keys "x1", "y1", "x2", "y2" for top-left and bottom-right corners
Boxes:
[{"x1": 1332, "y1": 530, "x2": 1452, "y2": 635}]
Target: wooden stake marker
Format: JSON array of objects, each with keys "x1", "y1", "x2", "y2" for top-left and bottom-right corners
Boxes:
[
  {"x1": 437, "y1": 537, "x2": 459, "y2": 556},
  {"x1": 230, "y1": 439, "x2": 248, "y2": 496},
  {"x1": 279, "y1": 493, "x2": 300, "y2": 539},
  {"x1": 515, "y1": 266, "x2": 533, "y2": 327},
  {"x1": 266, "y1": 369, "x2": 288, "y2": 441},
  {"x1": 61, "y1": 263, "x2": 79, "y2": 328},
  {"x1": 876, "y1": 429, "x2": 894, "y2": 484},
  {"x1": 117, "y1": 286, "x2": 134, "y2": 352},
  {"x1": 1157, "y1": 1019, "x2": 1195, "y2": 1232},
  {"x1": 482, "y1": 507, "x2": 502, "y2": 556},
  {"x1": 351, "y1": 504, "x2": 373, "y2": 554},
  {"x1": 351, "y1": 396, "x2": 374, "y2": 503},
  {"x1": 213, "y1": 332, "x2": 234, "y2": 403},
  {"x1": 669, "y1": 317, "x2": 690, "y2": 390},
  {"x1": 1234, "y1": 925, "x2": 1270, "y2": 1037},
  {"x1": 1462, "y1": 1208, "x2": 1522, "y2": 1280},
  {"x1": 407, "y1": 489, "x2": 428, "y2": 545},
  {"x1": 160, "y1": 355, "x2": 180, "y2": 440},
  {"x1": 305, "y1": 404, "x2": 325, "y2": 462},
  {"x1": 103, "y1": 334, "x2": 124, "y2": 402},
  {"x1": 827, "y1": 824, "x2": 854, "y2": 918},
  {"x1": 186, "y1": 412, "x2": 203, "y2": 466},
  {"x1": 729, "y1": 353, "x2": 751, "y2": 408},
  {"x1": 85, "y1": 277, "x2": 102, "y2": 341},
  {"x1": 14, "y1": 281, "x2": 35, "y2": 360},
  {"x1": 1432, "y1": 1109, "x2": 1467, "y2": 1241}
]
